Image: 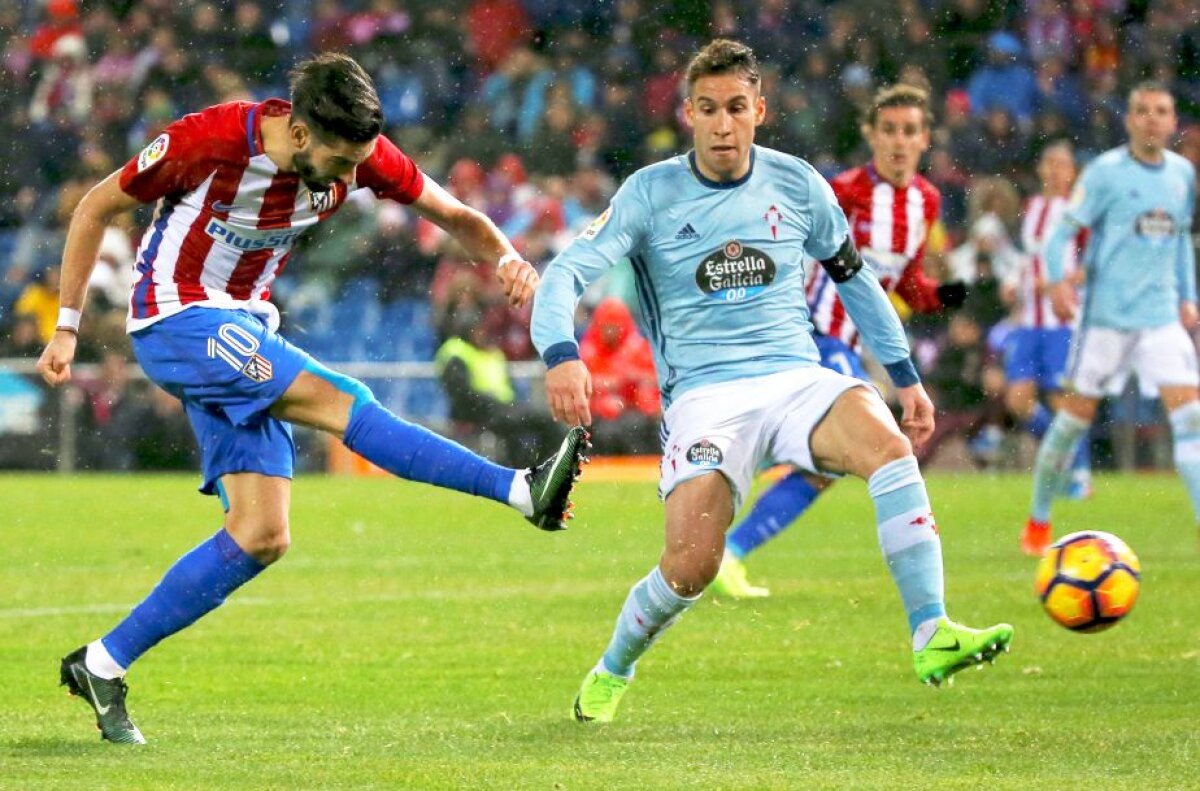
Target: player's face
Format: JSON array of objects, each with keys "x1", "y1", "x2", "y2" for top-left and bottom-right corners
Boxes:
[
  {"x1": 291, "y1": 123, "x2": 377, "y2": 190},
  {"x1": 1036, "y1": 147, "x2": 1075, "y2": 195},
  {"x1": 865, "y1": 105, "x2": 929, "y2": 186},
  {"x1": 684, "y1": 73, "x2": 765, "y2": 182},
  {"x1": 1125, "y1": 90, "x2": 1177, "y2": 155}
]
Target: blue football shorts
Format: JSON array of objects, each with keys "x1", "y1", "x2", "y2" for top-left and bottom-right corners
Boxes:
[
  {"x1": 813, "y1": 333, "x2": 871, "y2": 382},
  {"x1": 131, "y1": 307, "x2": 310, "y2": 495},
  {"x1": 1004, "y1": 326, "x2": 1072, "y2": 390}
]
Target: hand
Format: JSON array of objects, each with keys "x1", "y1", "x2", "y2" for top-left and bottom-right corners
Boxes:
[
  {"x1": 1048, "y1": 281, "x2": 1077, "y2": 323},
  {"x1": 36, "y1": 330, "x2": 78, "y2": 386},
  {"x1": 1181, "y1": 302, "x2": 1198, "y2": 330},
  {"x1": 896, "y1": 383, "x2": 935, "y2": 450},
  {"x1": 544, "y1": 359, "x2": 592, "y2": 426},
  {"x1": 496, "y1": 258, "x2": 539, "y2": 308}
]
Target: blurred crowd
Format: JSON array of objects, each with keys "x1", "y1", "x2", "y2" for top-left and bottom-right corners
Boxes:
[{"x1": 0, "y1": 0, "x2": 1197, "y2": 471}]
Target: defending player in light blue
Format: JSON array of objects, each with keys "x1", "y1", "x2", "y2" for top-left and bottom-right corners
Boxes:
[
  {"x1": 1024, "y1": 82, "x2": 1199, "y2": 555},
  {"x1": 531, "y1": 40, "x2": 1014, "y2": 723}
]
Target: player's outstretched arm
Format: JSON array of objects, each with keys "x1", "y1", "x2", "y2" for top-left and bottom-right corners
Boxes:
[
  {"x1": 36, "y1": 171, "x2": 142, "y2": 387},
  {"x1": 410, "y1": 177, "x2": 538, "y2": 308}
]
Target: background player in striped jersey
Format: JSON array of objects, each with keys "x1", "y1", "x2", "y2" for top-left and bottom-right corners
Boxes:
[
  {"x1": 1024, "y1": 82, "x2": 1198, "y2": 555},
  {"x1": 1002, "y1": 141, "x2": 1093, "y2": 532},
  {"x1": 37, "y1": 53, "x2": 587, "y2": 745},
  {"x1": 532, "y1": 41, "x2": 1013, "y2": 723},
  {"x1": 712, "y1": 84, "x2": 969, "y2": 598}
]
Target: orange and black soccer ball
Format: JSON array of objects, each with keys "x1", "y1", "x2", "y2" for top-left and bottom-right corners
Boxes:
[{"x1": 1034, "y1": 531, "x2": 1141, "y2": 633}]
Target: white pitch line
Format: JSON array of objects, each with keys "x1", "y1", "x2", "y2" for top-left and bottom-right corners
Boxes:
[{"x1": 0, "y1": 581, "x2": 621, "y2": 620}]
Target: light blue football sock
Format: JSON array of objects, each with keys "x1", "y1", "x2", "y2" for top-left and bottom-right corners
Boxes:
[
  {"x1": 726, "y1": 472, "x2": 820, "y2": 559},
  {"x1": 343, "y1": 400, "x2": 514, "y2": 504},
  {"x1": 1168, "y1": 402, "x2": 1200, "y2": 522},
  {"x1": 600, "y1": 567, "x2": 699, "y2": 677},
  {"x1": 102, "y1": 529, "x2": 264, "y2": 669},
  {"x1": 1030, "y1": 411, "x2": 1090, "y2": 522},
  {"x1": 867, "y1": 456, "x2": 945, "y2": 633}
]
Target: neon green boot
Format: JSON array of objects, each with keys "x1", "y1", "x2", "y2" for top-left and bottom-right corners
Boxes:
[
  {"x1": 709, "y1": 550, "x2": 770, "y2": 599},
  {"x1": 572, "y1": 669, "x2": 630, "y2": 723},
  {"x1": 913, "y1": 618, "x2": 1014, "y2": 687}
]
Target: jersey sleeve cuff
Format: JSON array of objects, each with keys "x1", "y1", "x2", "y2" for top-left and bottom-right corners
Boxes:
[
  {"x1": 542, "y1": 341, "x2": 580, "y2": 369},
  {"x1": 884, "y1": 358, "x2": 921, "y2": 388}
]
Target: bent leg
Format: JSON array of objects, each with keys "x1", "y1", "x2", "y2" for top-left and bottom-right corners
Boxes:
[
  {"x1": 275, "y1": 365, "x2": 516, "y2": 506},
  {"x1": 598, "y1": 473, "x2": 732, "y2": 677},
  {"x1": 91, "y1": 472, "x2": 285, "y2": 676},
  {"x1": 810, "y1": 387, "x2": 946, "y2": 640}
]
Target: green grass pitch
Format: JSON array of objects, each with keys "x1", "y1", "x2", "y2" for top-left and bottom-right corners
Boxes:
[{"x1": 2, "y1": 472, "x2": 1198, "y2": 790}]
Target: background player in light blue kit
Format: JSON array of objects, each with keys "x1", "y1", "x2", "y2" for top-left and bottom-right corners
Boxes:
[
  {"x1": 1024, "y1": 82, "x2": 1199, "y2": 555},
  {"x1": 531, "y1": 40, "x2": 1014, "y2": 723}
]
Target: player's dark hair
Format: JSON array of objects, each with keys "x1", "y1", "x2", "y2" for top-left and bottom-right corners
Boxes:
[
  {"x1": 864, "y1": 84, "x2": 933, "y2": 129},
  {"x1": 1039, "y1": 139, "x2": 1075, "y2": 161},
  {"x1": 1127, "y1": 80, "x2": 1174, "y2": 106},
  {"x1": 685, "y1": 39, "x2": 760, "y2": 91},
  {"x1": 289, "y1": 53, "x2": 383, "y2": 144}
]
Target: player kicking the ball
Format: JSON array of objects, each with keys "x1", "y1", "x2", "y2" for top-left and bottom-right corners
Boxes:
[
  {"x1": 531, "y1": 40, "x2": 1013, "y2": 723},
  {"x1": 38, "y1": 53, "x2": 587, "y2": 744}
]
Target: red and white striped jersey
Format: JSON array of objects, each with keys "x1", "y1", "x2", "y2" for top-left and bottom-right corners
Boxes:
[
  {"x1": 806, "y1": 164, "x2": 942, "y2": 349},
  {"x1": 120, "y1": 99, "x2": 425, "y2": 331},
  {"x1": 1014, "y1": 195, "x2": 1084, "y2": 329}
]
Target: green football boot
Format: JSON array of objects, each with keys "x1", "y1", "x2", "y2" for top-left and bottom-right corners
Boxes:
[
  {"x1": 572, "y1": 669, "x2": 630, "y2": 723},
  {"x1": 60, "y1": 646, "x2": 145, "y2": 744},
  {"x1": 913, "y1": 618, "x2": 1014, "y2": 687},
  {"x1": 709, "y1": 550, "x2": 770, "y2": 598},
  {"x1": 527, "y1": 426, "x2": 590, "y2": 531}
]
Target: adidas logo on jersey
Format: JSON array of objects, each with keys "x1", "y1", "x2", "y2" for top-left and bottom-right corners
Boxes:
[{"x1": 675, "y1": 223, "x2": 699, "y2": 240}]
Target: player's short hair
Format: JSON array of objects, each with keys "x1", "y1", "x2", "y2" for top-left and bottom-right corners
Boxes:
[
  {"x1": 685, "y1": 39, "x2": 760, "y2": 91},
  {"x1": 289, "y1": 53, "x2": 383, "y2": 144},
  {"x1": 1127, "y1": 80, "x2": 1174, "y2": 107},
  {"x1": 1039, "y1": 139, "x2": 1075, "y2": 161},
  {"x1": 863, "y1": 84, "x2": 933, "y2": 129}
]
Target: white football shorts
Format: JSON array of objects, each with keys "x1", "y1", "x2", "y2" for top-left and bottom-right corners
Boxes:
[
  {"x1": 658, "y1": 366, "x2": 870, "y2": 511},
  {"x1": 1065, "y1": 322, "x2": 1199, "y2": 398}
]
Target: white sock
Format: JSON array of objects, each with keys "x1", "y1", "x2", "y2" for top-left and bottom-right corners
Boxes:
[
  {"x1": 509, "y1": 469, "x2": 533, "y2": 516},
  {"x1": 85, "y1": 639, "x2": 126, "y2": 679},
  {"x1": 911, "y1": 617, "x2": 942, "y2": 652}
]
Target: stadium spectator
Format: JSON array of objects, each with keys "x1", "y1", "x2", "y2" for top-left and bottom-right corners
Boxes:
[
  {"x1": 436, "y1": 307, "x2": 561, "y2": 465},
  {"x1": 967, "y1": 32, "x2": 1038, "y2": 129},
  {"x1": 577, "y1": 297, "x2": 660, "y2": 455}
]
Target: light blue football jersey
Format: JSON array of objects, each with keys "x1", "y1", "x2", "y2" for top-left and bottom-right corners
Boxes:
[
  {"x1": 531, "y1": 146, "x2": 915, "y2": 406},
  {"x1": 1045, "y1": 146, "x2": 1196, "y2": 330}
]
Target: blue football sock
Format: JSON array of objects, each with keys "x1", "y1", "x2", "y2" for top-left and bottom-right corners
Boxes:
[
  {"x1": 101, "y1": 529, "x2": 264, "y2": 669},
  {"x1": 1024, "y1": 403, "x2": 1053, "y2": 439},
  {"x1": 1030, "y1": 411, "x2": 1090, "y2": 522},
  {"x1": 1168, "y1": 402, "x2": 1200, "y2": 521},
  {"x1": 726, "y1": 472, "x2": 820, "y2": 559},
  {"x1": 867, "y1": 457, "x2": 946, "y2": 633},
  {"x1": 343, "y1": 400, "x2": 514, "y2": 504},
  {"x1": 601, "y1": 567, "x2": 698, "y2": 677}
]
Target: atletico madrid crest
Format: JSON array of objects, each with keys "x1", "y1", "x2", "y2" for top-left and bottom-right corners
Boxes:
[{"x1": 241, "y1": 353, "x2": 274, "y2": 383}]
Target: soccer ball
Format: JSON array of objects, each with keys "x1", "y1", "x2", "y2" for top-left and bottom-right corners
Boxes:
[{"x1": 1033, "y1": 531, "x2": 1141, "y2": 633}]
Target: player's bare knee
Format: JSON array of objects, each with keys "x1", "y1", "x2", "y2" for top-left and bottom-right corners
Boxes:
[
  {"x1": 225, "y1": 515, "x2": 290, "y2": 564},
  {"x1": 661, "y1": 540, "x2": 723, "y2": 596}
]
